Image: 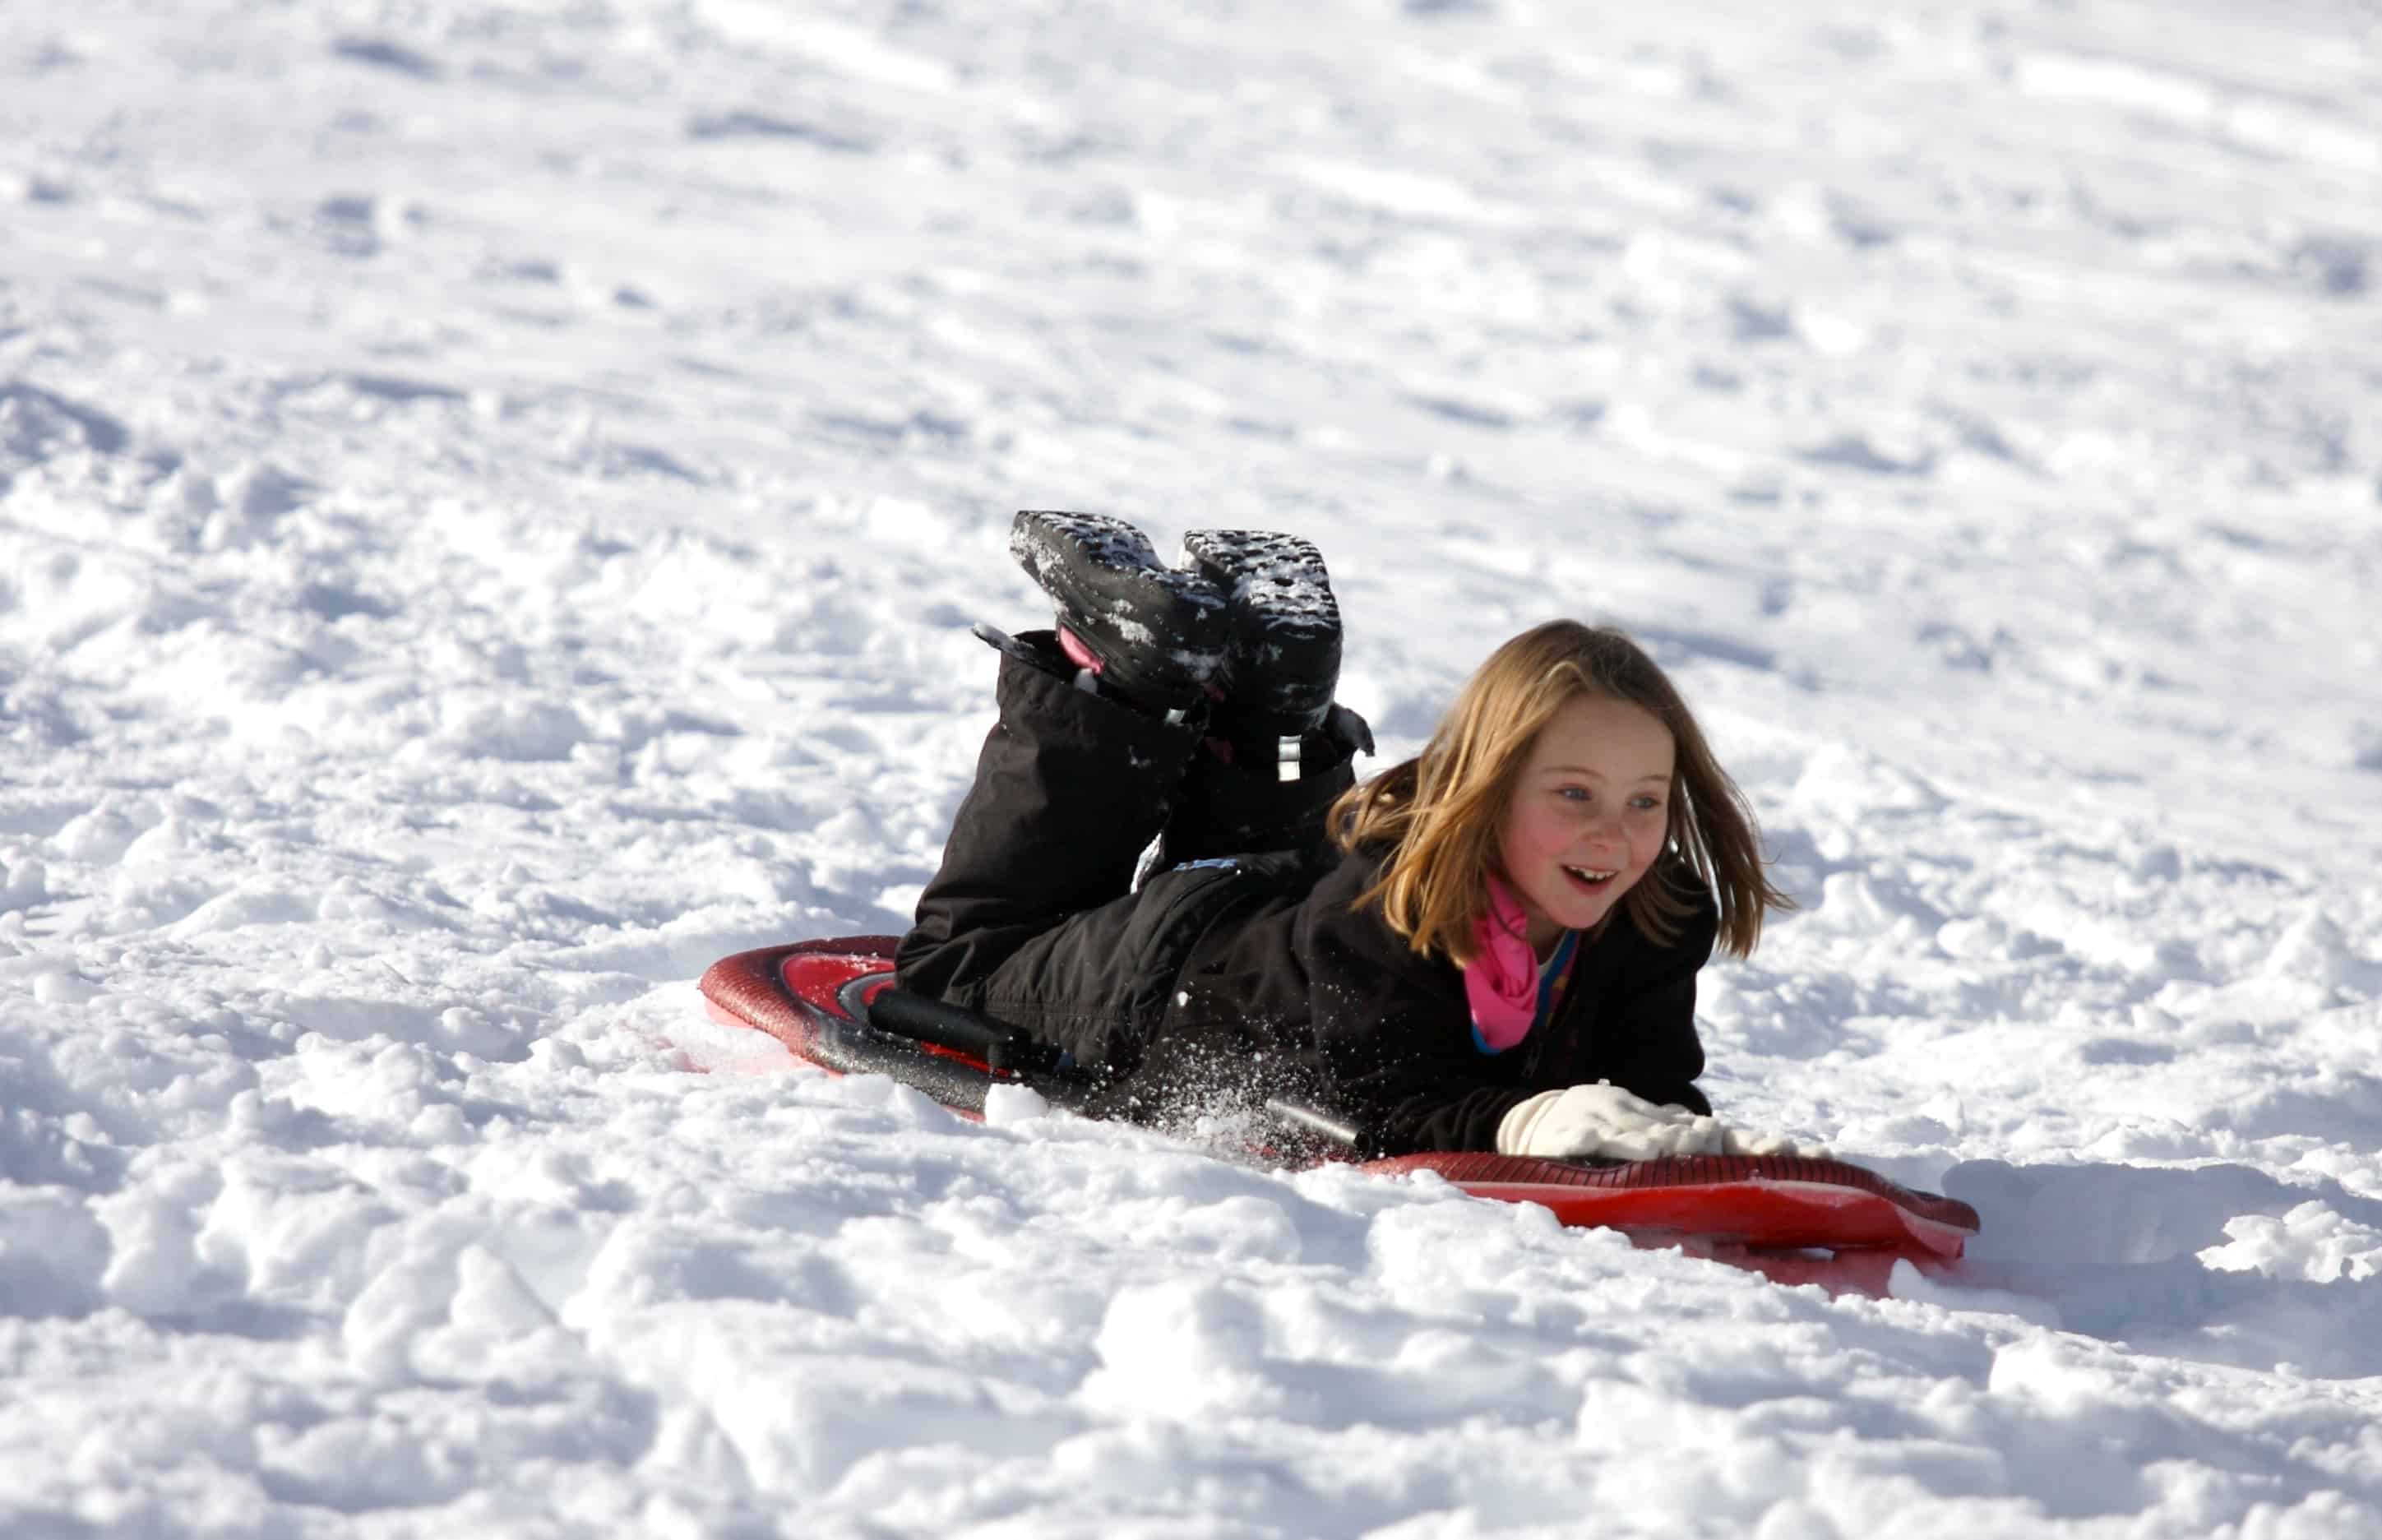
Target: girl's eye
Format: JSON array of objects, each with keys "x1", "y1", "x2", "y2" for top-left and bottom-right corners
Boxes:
[
  {"x1": 1630, "y1": 795, "x2": 1665, "y2": 812},
  {"x1": 1557, "y1": 787, "x2": 1590, "y2": 802}
]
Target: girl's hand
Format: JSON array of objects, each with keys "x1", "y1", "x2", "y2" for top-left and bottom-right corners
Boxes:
[
  {"x1": 1496, "y1": 1081, "x2": 1728, "y2": 1160},
  {"x1": 1496, "y1": 1081, "x2": 1831, "y2": 1162}
]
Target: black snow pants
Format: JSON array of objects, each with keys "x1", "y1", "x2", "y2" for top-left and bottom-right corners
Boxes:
[{"x1": 895, "y1": 636, "x2": 1355, "y2": 1108}]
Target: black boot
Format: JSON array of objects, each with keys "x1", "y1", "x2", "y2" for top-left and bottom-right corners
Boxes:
[
  {"x1": 1180, "y1": 528, "x2": 1373, "y2": 779},
  {"x1": 1008, "y1": 510, "x2": 1228, "y2": 719}
]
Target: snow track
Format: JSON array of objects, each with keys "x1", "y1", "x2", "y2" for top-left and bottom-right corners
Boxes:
[{"x1": 3, "y1": 0, "x2": 2380, "y2": 1533}]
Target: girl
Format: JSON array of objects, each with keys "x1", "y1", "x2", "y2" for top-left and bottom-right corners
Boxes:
[{"x1": 897, "y1": 511, "x2": 1799, "y2": 1159}]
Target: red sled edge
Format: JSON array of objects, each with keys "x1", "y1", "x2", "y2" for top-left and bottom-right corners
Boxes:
[{"x1": 1362, "y1": 1169, "x2": 1973, "y2": 1258}]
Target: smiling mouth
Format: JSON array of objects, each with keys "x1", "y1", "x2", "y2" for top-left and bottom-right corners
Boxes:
[{"x1": 1562, "y1": 865, "x2": 1619, "y2": 891}]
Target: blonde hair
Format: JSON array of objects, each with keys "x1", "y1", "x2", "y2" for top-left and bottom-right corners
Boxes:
[{"x1": 1331, "y1": 620, "x2": 1792, "y2": 964}]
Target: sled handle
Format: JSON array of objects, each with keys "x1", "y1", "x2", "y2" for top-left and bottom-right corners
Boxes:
[
  {"x1": 867, "y1": 987, "x2": 1057, "y2": 1076},
  {"x1": 1263, "y1": 1098, "x2": 1365, "y2": 1150}
]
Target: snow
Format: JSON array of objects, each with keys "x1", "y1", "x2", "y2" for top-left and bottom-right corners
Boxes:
[{"x1": 3, "y1": 0, "x2": 2380, "y2": 1533}]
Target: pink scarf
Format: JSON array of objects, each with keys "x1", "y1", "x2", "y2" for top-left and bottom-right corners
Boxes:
[{"x1": 1465, "y1": 875, "x2": 1540, "y2": 1051}]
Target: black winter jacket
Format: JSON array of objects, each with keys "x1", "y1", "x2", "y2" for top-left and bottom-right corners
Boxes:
[
  {"x1": 1168, "y1": 849, "x2": 1715, "y2": 1152},
  {"x1": 897, "y1": 641, "x2": 1715, "y2": 1154}
]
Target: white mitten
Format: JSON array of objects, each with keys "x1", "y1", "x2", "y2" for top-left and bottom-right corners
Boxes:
[
  {"x1": 1496, "y1": 1081, "x2": 1730, "y2": 1161},
  {"x1": 1718, "y1": 1126, "x2": 1834, "y2": 1160}
]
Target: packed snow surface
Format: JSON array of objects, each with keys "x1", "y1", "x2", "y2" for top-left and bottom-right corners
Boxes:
[{"x1": 5, "y1": 1, "x2": 2382, "y2": 1534}]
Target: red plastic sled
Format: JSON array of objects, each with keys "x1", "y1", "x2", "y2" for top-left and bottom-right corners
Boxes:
[{"x1": 698, "y1": 937, "x2": 1979, "y2": 1283}]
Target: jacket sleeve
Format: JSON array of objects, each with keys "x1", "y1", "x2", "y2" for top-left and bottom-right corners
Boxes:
[
  {"x1": 1300, "y1": 880, "x2": 1718, "y2": 1154},
  {"x1": 1573, "y1": 897, "x2": 1715, "y2": 1117},
  {"x1": 1296, "y1": 899, "x2": 1527, "y2": 1154}
]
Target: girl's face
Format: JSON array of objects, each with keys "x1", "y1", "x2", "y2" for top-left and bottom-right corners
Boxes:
[{"x1": 1496, "y1": 692, "x2": 1676, "y2": 955}]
